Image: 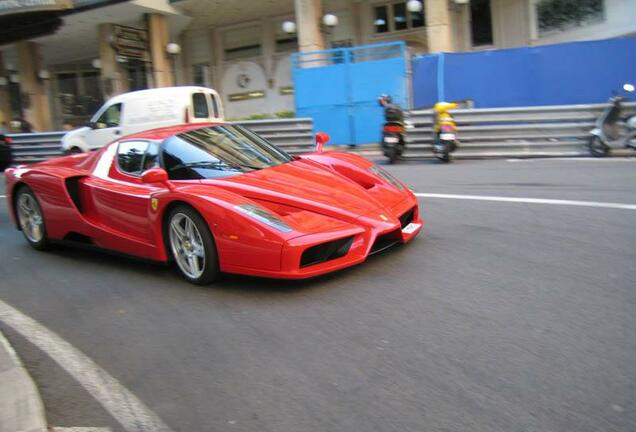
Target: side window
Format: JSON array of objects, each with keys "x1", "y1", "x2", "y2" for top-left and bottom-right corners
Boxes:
[
  {"x1": 96, "y1": 103, "x2": 122, "y2": 128},
  {"x1": 192, "y1": 93, "x2": 209, "y2": 119},
  {"x1": 117, "y1": 141, "x2": 149, "y2": 175},
  {"x1": 142, "y1": 142, "x2": 160, "y2": 171},
  {"x1": 209, "y1": 94, "x2": 219, "y2": 118}
]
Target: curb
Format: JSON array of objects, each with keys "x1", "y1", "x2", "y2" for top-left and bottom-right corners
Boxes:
[{"x1": 0, "y1": 330, "x2": 47, "y2": 432}]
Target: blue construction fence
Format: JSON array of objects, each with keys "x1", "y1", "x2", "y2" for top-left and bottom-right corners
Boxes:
[
  {"x1": 292, "y1": 42, "x2": 408, "y2": 145},
  {"x1": 413, "y1": 37, "x2": 636, "y2": 109}
]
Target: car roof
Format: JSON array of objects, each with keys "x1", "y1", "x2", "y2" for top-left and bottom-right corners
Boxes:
[{"x1": 123, "y1": 122, "x2": 224, "y2": 141}]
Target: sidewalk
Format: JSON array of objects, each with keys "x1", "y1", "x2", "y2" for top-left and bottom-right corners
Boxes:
[{"x1": 0, "y1": 329, "x2": 47, "y2": 432}]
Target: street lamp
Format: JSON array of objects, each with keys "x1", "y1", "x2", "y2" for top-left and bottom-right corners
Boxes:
[
  {"x1": 282, "y1": 20, "x2": 296, "y2": 34},
  {"x1": 406, "y1": 0, "x2": 423, "y2": 12},
  {"x1": 282, "y1": 14, "x2": 340, "y2": 34},
  {"x1": 166, "y1": 42, "x2": 181, "y2": 85},
  {"x1": 322, "y1": 13, "x2": 338, "y2": 28}
]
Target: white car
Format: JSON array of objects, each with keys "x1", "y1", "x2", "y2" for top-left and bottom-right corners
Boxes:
[{"x1": 62, "y1": 86, "x2": 224, "y2": 153}]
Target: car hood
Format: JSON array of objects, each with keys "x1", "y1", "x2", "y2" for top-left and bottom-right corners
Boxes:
[{"x1": 200, "y1": 160, "x2": 407, "y2": 220}]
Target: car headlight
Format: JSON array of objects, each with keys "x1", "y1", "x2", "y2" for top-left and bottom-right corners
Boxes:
[
  {"x1": 368, "y1": 165, "x2": 405, "y2": 191},
  {"x1": 235, "y1": 204, "x2": 293, "y2": 233}
]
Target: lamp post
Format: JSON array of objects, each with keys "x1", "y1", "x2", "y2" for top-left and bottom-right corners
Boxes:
[{"x1": 166, "y1": 42, "x2": 181, "y2": 86}]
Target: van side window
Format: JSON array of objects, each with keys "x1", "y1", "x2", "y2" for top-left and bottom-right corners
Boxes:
[
  {"x1": 117, "y1": 140, "x2": 149, "y2": 175},
  {"x1": 96, "y1": 103, "x2": 122, "y2": 128},
  {"x1": 192, "y1": 93, "x2": 209, "y2": 118},
  {"x1": 210, "y1": 94, "x2": 219, "y2": 118}
]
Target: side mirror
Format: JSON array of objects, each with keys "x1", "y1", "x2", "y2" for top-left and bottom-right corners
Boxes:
[
  {"x1": 141, "y1": 168, "x2": 169, "y2": 185},
  {"x1": 86, "y1": 121, "x2": 96, "y2": 129},
  {"x1": 315, "y1": 132, "x2": 330, "y2": 153},
  {"x1": 624, "y1": 83, "x2": 635, "y2": 93}
]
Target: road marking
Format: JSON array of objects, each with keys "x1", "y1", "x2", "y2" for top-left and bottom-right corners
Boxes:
[
  {"x1": 0, "y1": 299, "x2": 175, "y2": 432},
  {"x1": 51, "y1": 428, "x2": 111, "y2": 432},
  {"x1": 0, "y1": 195, "x2": 6, "y2": 198},
  {"x1": 414, "y1": 193, "x2": 636, "y2": 211},
  {"x1": 507, "y1": 157, "x2": 636, "y2": 162}
]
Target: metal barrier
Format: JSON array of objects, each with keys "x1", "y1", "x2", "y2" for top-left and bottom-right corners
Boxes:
[
  {"x1": 234, "y1": 118, "x2": 314, "y2": 154},
  {"x1": 6, "y1": 132, "x2": 67, "y2": 164},
  {"x1": 6, "y1": 118, "x2": 315, "y2": 164},
  {"x1": 405, "y1": 102, "x2": 636, "y2": 159},
  {"x1": 7, "y1": 104, "x2": 636, "y2": 163}
]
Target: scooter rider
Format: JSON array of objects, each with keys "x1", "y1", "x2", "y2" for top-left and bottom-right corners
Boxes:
[{"x1": 378, "y1": 94, "x2": 404, "y2": 123}]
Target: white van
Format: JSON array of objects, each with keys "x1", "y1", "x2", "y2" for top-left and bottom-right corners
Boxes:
[{"x1": 62, "y1": 86, "x2": 224, "y2": 153}]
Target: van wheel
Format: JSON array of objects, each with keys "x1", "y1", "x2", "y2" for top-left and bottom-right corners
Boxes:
[{"x1": 69, "y1": 147, "x2": 83, "y2": 154}]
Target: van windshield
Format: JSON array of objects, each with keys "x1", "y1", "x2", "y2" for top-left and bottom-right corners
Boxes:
[{"x1": 161, "y1": 125, "x2": 293, "y2": 180}]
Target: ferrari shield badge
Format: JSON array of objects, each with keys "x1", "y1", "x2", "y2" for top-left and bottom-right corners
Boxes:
[{"x1": 151, "y1": 198, "x2": 159, "y2": 211}]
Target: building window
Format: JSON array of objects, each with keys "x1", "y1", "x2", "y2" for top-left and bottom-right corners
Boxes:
[
  {"x1": 374, "y1": 5, "x2": 389, "y2": 33},
  {"x1": 373, "y1": 2, "x2": 425, "y2": 34},
  {"x1": 470, "y1": 0, "x2": 494, "y2": 46},
  {"x1": 193, "y1": 63, "x2": 210, "y2": 87},
  {"x1": 536, "y1": 0, "x2": 604, "y2": 35},
  {"x1": 223, "y1": 26, "x2": 262, "y2": 61}
]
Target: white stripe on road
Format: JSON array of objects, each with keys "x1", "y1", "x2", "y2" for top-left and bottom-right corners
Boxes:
[
  {"x1": 0, "y1": 195, "x2": 5, "y2": 198},
  {"x1": 414, "y1": 193, "x2": 636, "y2": 211},
  {"x1": 51, "y1": 428, "x2": 111, "y2": 431},
  {"x1": 0, "y1": 299, "x2": 174, "y2": 432}
]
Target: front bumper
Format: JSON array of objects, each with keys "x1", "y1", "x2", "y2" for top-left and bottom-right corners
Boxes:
[{"x1": 221, "y1": 194, "x2": 422, "y2": 279}]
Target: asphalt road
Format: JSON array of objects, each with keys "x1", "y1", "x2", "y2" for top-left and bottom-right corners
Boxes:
[{"x1": 1, "y1": 158, "x2": 635, "y2": 432}]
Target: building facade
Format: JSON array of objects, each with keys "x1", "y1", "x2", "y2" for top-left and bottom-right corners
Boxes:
[{"x1": 1, "y1": 0, "x2": 634, "y2": 131}]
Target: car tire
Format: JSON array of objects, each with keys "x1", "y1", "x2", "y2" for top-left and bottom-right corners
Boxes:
[
  {"x1": 15, "y1": 186, "x2": 50, "y2": 250},
  {"x1": 69, "y1": 147, "x2": 83, "y2": 154},
  {"x1": 589, "y1": 136, "x2": 609, "y2": 157},
  {"x1": 166, "y1": 205, "x2": 220, "y2": 285}
]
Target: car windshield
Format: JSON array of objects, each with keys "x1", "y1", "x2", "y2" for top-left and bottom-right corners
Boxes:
[{"x1": 161, "y1": 125, "x2": 293, "y2": 180}]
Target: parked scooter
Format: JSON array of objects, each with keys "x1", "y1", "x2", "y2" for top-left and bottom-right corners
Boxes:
[
  {"x1": 588, "y1": 83, "x2": 636, "y2": 157},
  {"x1": 379, "y1": 95, "x2": 406, "y2": 163},
  {"x1": 432, "y1": 102, "x2": 459, "y2": 163}
]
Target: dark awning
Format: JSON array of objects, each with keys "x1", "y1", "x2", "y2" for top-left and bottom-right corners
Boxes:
[{"x1": 0, "y1": 0, "x2": 72, "y2": 17}]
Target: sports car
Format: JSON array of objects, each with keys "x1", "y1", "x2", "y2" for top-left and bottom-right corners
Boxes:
[{"x1": 4, "y1": 123, "x2": 422, "y2": 284}]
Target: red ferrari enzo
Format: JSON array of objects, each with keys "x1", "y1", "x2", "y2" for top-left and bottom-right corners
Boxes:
[{"x1": 4, "y1": 124, "x2": 422, "y2": 284}]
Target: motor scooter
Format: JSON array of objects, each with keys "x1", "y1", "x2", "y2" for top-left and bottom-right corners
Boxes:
[
  {"x1": 379, "y1": 95, "x2": 408, "y2": 163},
  {"x1": 432, "y1": 102, "x2": 459, "y2": 163},
  {"x1": 589, "y1": 83, "x2": 636, "y2": 157}
]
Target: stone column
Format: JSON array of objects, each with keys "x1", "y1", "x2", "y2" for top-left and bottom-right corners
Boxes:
[
  {"x1": 425, "y1": 0, "x2": 454, "y2": 53},
  {"x1": 294, "y1": 0, "x2": 326, "y2": 53},
  {"x1": 16, "y1": 41, "x2": 52, "y2": 131},
  {"x1": 209, "y1": 28, "x2": 225, "y2": 92},
  {"x1": 98, "y1": 23, "x2": 129, "y2": 99},
  {"x1": 147, "y1": 13, "x2": 173, "y2": 87},
  {"x1": 0, "y1": 52, "x2": 11, "y2": 127}
]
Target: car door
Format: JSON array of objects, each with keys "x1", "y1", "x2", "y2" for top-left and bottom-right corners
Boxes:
[
  {"x1": 87, "y1": 102, "x2": 123, "y2": 150},
  {"x1": 85, "y1": 140, "x2": 161, "y2": 244}
]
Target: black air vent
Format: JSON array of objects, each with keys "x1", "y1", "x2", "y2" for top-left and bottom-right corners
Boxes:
[
  {"x1": 300, "y1": 236, "x2": 354, "y2": 268},
  {"x1": 399, "y1": 207, "x2": 415, "y2": 228}
]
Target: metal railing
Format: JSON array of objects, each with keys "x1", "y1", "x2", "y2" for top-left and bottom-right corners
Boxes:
[
  {"x1": 6, "y1": 104, "x2": 636, "y2": 164},
  {"x1": 234, "y1": 118, "x2": 314, "y2": 154},
  {"x1": 6, "y1": 118, "x2": 315, "y2": 164},
  {"x1": 404, "y1": 102, "x2": 636, "y2": 158}
]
